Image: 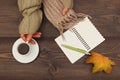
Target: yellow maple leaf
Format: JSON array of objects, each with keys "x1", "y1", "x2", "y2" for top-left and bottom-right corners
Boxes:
[{"x1": 86, "y1": 52, "x2": 116, "y2": 73}]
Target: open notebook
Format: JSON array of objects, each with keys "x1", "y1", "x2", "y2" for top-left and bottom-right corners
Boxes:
[{"x1": 55, "y1": 17, "x2": 105, "y2": 63}]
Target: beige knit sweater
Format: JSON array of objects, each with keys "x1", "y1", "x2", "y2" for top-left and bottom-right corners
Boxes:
[
  {"x1": 18, "y1": 0, "x2": 73, "y2": 34},
  {"x1": 18, "y1": 0, "x2": 43, "y2": 34}
]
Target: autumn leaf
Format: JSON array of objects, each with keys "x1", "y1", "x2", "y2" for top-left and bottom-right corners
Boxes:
[{"x1": 86, "y1": 52, "x2": 116, "y2": 73}]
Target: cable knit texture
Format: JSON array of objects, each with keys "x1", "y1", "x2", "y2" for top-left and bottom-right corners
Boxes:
[
  {"x1": 18, "y1": 0, "x2": 88, "y2": 35},
  {"x1": 18, "y1": 0, "x2": 43, "y2": 34},
  {"x1": 43, "y1": 0, "x2": 88, "y2": 35}
]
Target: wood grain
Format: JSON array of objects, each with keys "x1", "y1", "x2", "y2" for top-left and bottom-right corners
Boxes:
[
  {"x1": 0, "y1": 0, "x2": 120, "y2": 80},
  {"x1": 0, "y1": 37, "x2": 120, "y2": 80}
]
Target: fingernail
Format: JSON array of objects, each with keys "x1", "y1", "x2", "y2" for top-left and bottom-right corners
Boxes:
[{"x1": 26, "y1": 41, "x2": 29, "y2": 44}]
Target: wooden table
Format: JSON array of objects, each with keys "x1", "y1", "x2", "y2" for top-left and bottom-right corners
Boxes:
[{"x1": 0, "y1": 0, "x2": 120, "y2": 80}]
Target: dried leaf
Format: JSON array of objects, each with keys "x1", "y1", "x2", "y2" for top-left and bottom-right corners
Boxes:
[{"x1": 86, "y1": 52, "x2": 116, "y2": 73}]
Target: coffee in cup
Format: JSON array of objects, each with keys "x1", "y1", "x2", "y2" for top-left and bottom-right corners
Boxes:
[{"x1": 18, "y1": 43, "x2": 30, "y2": 55}]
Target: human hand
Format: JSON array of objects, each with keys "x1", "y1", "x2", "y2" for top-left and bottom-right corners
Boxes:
[
  {"x1": 20, "y1": 32, "x2": 42, "y2": 44},
  {"x1": 62, "y1": 7, "x2": 69, "y2": 16}
]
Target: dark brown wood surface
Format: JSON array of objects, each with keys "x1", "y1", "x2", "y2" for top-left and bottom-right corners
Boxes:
[{"x1": 0, "y1": 0, "x2": 120, "y2": 80}]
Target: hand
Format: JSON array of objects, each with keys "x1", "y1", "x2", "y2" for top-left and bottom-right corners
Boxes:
[
  {"x1": 62, "y1": 7, "x2": 69, "y2": 16},
  {"x1": 20, "y1": 32, "x2": 42, "y2": 44}
]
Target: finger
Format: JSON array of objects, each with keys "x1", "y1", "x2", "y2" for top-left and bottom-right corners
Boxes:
[
  {"x1": 26, "y1": 34, "x2": 33, "y2": 42},
  {"x1": 62, "y1": 7, "x2": 69, "y2": 16},
  {"x1": 33, "y1": 32, "x2": 42, "y2": 38},
  {"x1": 20, "y1": 34, "x2": 27, "y2": 42},
  {"x1": 29, "y1": 39, "x2": 36, "y2": 44}
]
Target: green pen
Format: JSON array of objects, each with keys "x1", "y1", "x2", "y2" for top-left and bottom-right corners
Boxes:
[{"x1": 61, "y1": 44, "x2": 90, "y2": 55}]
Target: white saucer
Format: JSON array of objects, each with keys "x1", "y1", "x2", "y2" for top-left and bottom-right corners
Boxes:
[{"x1": 12, "y1": 38, "x2": 39, "y2": 63}]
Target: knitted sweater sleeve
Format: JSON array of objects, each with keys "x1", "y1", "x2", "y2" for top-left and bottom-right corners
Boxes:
[
  {"x1": 18, "y1": 0, "x2": 43, "y2": 34},
  {"x1": 60, "y1": 0, "x2": 73, "y2": 9}
]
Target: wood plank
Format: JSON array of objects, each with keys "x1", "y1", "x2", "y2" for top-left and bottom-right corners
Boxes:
[
  {"x1": 0, "y1": 0, "x2": 20, "y2": 37},
  {"x1": 74, "y1": 0, "x2": 120, "y2": 37},
  {"x1": 0, "y1": 37, "x2": 120, "y2": 80}
]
